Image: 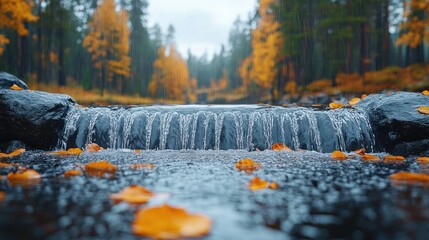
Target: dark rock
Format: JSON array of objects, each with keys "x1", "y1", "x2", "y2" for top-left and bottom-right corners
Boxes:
[
  {"x1": 0, "y1": 72, "x2": 29, "y2": 90},
  {"x1": 0, "y1": 89, "x2": 76, "y2": 150},
  {"x1": 356, "y1": 91, "x2": 429, "y2": 156}
]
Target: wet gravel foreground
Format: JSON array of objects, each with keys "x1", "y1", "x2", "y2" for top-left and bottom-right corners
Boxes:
[{"x1": 1, "y1": 150, "x2": 429, "y2": 240}]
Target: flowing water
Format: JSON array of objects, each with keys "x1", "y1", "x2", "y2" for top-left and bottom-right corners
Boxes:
[{"x1": 57, "y1": 105, "x2": 377, "y2": 152}]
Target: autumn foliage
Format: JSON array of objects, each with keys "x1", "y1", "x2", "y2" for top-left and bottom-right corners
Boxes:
[
  {"x1": 110, "y1": 185, "x2": 154, "y2": 204},
  {"x1": 235, "y1": 158, "x2": 261, "y2": 172}
]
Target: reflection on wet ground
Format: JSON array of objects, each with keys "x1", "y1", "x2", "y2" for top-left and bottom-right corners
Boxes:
[{"x1": 0, "y1": 149, "x2": 429, "y2": 239}]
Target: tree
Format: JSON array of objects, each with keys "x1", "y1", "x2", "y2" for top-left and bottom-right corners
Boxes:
[
  {"x1": 83, "y1": 0, "x2": 131, "y2": 95},
  {"x1": 0, "y1": 0, "x2": 38, "y2": 56}
]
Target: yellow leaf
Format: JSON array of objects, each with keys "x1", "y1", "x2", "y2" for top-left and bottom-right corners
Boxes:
[
  {"x1": 132, "y1": 204, "x2": 211, "y2": 239},
  {"x1": 422, "y1": 90, "x2": 429, "y2": 96},
  {"x1": 85, "y1": 143, "x2": 104, "y2": 152},
  {"x1": 10, "y1": 84, "x2": 23, "y2": 90},
  {"x1": 64, "y1": 169, "x2": 83, "y2": 178},
  {"x1": 349, "y1": 98, "x2": 361, "y2": 106},
  {"x1": 0, "y1": 148, "x2": 25, "y2": 158},
  {"x1": 272, "y1": 142, "x2": 292, "y2": 151},
  {"x1": 52, "y1": 148, "x2": 82, "y2": 156},
  {"x1": 110, "y1": 185, "x2": 154, "y2": 204},
  {"x1": 329, "y1": 102, "x2": 344, "y2": 109},
  {"x1": 362, "y1": 154, "x2": 381, "y2": 161},
  {"x1": 390, "y1": 172, "x2": 429, "y2": 184},
  {"x1": 417, "y1": 106, "x2": 429, "y2": 114},
  {"x1": 248, "y1": 176, "x2": 268, "y2": 191},
  {"x1": 235, "y1": 158, "x2": 261, "y2": 172},
  {"x1": 331, "y1": 150, "x2": 347, "y2": 160}
]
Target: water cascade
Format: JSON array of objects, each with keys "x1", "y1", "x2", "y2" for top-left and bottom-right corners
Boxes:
[{"x1": 57, "y1": 105, "x2": 377, "y2": 152}]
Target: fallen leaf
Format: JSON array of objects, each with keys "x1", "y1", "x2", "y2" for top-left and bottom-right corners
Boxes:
[
  {"x1": 132, "y1": 204, "x2": 211, "y2": 239},
  {"x1": 354, "y1": 148, "x2": 366, "y2": 156},
  {"x1": 10, "y1": 84, "x2": 23, "y2": 90},
  {"x1": 383, "y1": 155, "x2": 405, "y2": 161},
  {"x1": 390, "y1": 172, "x2": 429, "y2": 184},
  {"x1": 362, "y1": 154, "x2": 381, "y2": 161},
  {"x1": 86, "y1": 143, "x2": 104, "y2": 152},
  {"x1": 349, "y1": 98, "x2": 361, "y2": 106},
  {"x1": 7, "y1": 169, "x2": 42, "y2": 186},
  {"x1": 0, "y1": 191, "x2": 5, "y2": 202},
  {"x1": 272, "y1": 142, "x2": 292, "y2": 151},
  {"x1": 130, "y1": 163, "x2": 155, "y2": 170},
  {"x1": 0, "y1": 163, "x2": 16, "y2": 168},
  {"x1": 422, "y1": 90, "x2": 429, "y2": 96},
  {"x1": 417, "y1": 157, "x2": 429, "y2": 163},
  {"x1": 347, "y1": 155, "x2": 356, "y2": 159},
  {"x1": 249, "y1": 177, "x2": 268, "y2": 191},
  {"x1": 331, "y1": 150, "x2": 347, "y2": 160},
  {"x1": 52, "y1": 148, "x2": 82, "y2": 156},
  {"x1": 417, "y1": 106, "x2": 429, "y2": 114},
  {"x1": 134, "y1": 149, "x2": 142, "y2": 153},
  {"x1": 361, "y1": 94, "x2": 368, "y2": 99},
  {"x1": 0, "y1": 149, "x2": 25, "y2": 158},
  {"x1": 110, "y1": 185, "x2": 154, "y2": 204},
  {"x1": 268, "y1": 182, "x2": 279, "y2": 189},
  {"x1": 329, "y1": 102, "x2": 344, "y2": 109},
  {"x1": 235, "y1": 158, "x2": 261, "y2": 172},
  {"x1": 85, "y1": 160, "x2": 117, "y2": 176},
  {"x1": 64, "y1": 169, "x2": 83, "y2": 178}
]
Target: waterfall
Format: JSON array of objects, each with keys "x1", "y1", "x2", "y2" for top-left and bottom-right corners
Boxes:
[{"x1": 57, "y1": 105, "x2": 377, "y2": 152}]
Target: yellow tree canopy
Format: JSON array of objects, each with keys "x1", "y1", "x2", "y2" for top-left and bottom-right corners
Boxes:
[
  {"x1": 149, "y1": 45, "x2": 196, "y2": 101},
  {"x1": 397, "y1": 0, "x2": 429, "y2": 48},
  {"x1": 83, "y1": 0, "x2": 130, "y2": 81},
  {"x1": 0, "y1": 0, "x2": 38, "y2": 55}
]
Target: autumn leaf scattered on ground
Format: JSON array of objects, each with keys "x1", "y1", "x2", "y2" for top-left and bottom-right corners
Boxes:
[
  {"x1": 417, "y1": 157, "x2": 429, "y2": 163},
  {"x1": 235, "y1": 158, "x2": 261, "y2": 172},
  {"x1": 383, "y1": 155, "x2": 405, "y2": 161},
  {"x1": 390, "y1": 172, "x2": 429, "y2": 184},
  {"x1": 86, "y1": 143, "x2": 104, "y2": 152},
  {"x1": 248, "y1": 177, "x2": 269, "y2": 191},
  {"x1": 0, "y1": 149, "x2": 25, "y2": 158},
  {"x1": 130, "y1": 163, "x2": 154, "y2": 170},
  {"x1": 0, "y1": 191, "x2": 5, "y2": 202},
  {"x1": 268, "y1": 182, "x2": 279, "y2": 189},
  {"x1": 132, "y1": 204, "x2": 211, "y2": 239},
  {"x1": 354, "y1": 148, "x2": 366, "y2": 156},
  {"x1": 52, "y1": 148, "x2": 82, "y2": 156},
  {"x1": 134, "y1": 149, "x2": 141, "y2": 153},
  {"x1": 361, "y1": 94, "x2": 367, "y2": 99},
  {"x1": 272, "y1": 142, "x2": 292, "y2": 151},
  {"x1": 417, "y1": 106, "x2": 429, "y2": 115},
  {"x1": 85, "y1": 160, "x2": 117, "y2": 177},
  {"x1": 329, "y1": 102, "x2": 344, "y2": 109},
  {"x1": 10, "y1": 84, "x2": 23, "y2": 90},
  {"x1": 110, "y1": 185, "x2": 154, "y2": 204},
  {"x1": 422, "y1": 90, "x2": 429, "y2": 96},
  {"x1": 7, "y1": 169, "x2": 42, "y2": 186},
  {"x1": 331, "y1": 150, "x2": 347, "y2": 160},
  {"x1": 362, "y1": 154, "x2": 381, "y2": 161},
  {"x1": 349, "y1": 98, "x2": 361, "y2": 106},
  {"x1": 64, "y1": 169, "x2": 83, "y2": 178}
]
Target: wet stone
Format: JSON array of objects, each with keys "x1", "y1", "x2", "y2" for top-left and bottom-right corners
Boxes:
[{"x1": 0, "y1": 149, "x2": 429, "y2": 239}]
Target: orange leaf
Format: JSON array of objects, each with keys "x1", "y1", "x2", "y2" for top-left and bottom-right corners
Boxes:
[
  {"x1": 354, "y1": 148, "x2": 366, "y2": 156},
  {"x1": 134, "y1": 149, "x2": 142, "y2": 153},
  {"x1": 422, "y1": 90, "x2": 429, "y2": 96},
  {"x1": 268, "y1": 182, "x2": 279, "y2": 189},
  {"x1": 85, "y1": 160, "x2": 117, "y2": 176},
  {"x1": 130, "y1": 163, "x2": 155, "y2": 170},
  {"x1": 0, "y1": 148, "x2": 25, "y2": 158},
  {"x1": 0, "y1": 162, "x2": 16, "y2": 168},
  {"x1": 272, "y1": 142, "x2": 292, "y2": 151},
  {"x1": 329, "y1": 102, "x2": 344, "y2": 109},
  {"x1": 349, "y1": 98, "x2": 361, "y2": 106},
  {"x1": 0, "y1": 191, "x2": 5, "y2": 202},
  {"x1": 110, "y1": 185, "x2": 154, "y2": 204},
  {"x1": 52, "y1": 148, "x2": 82, "y2": 156},
  {"x1": 10, "y1": 84, "x2": 23, "y2": 90},
  {"x1": 383, "y1": 155, "x2": 405, "y2": 161},
  {"x1": 248, "y1": 176, "x2": 268, "y2": 191},
  {"x1": 361, "y1": 94, "x2": 367, "y2": 99},
  {"x1": 64, "y1": 169, "x2": 83, "y2": 178},
  {"x1": 235, "y1": 158, "x2": 261, "y2": 172},
  {"x1": 331, "y1": 150, "x2": 347, "y2": 160},
  {"x1": 132, "y1": 204, "x2": 211, "y2": 239},
  {"x1": 390, "y1": 172, "x2": 429, "y2": 184},
  {"x1": 362, "y1": 154, "x2": 380, "y2": 161},
  {"x1": 7, "y1": 169, "x2": 42, "y2": 186},
  {"x1": 417, "y1": 106, "x2": 429, "y2": 114},
  {"x1": 86, "y1": 143, "x2": 104, "y2": 152},
  {"x1": 417, "y1": 157, "x2": 429, "y2": 163}
]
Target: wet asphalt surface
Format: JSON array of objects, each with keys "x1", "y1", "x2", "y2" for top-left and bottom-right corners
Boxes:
[{"x1": 0, "y1": 150, "x2": 429, "y2": 240}]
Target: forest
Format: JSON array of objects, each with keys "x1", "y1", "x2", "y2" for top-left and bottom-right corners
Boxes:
[{"x1": 0, "y1": 0, "x2": 428, "y2": 104}]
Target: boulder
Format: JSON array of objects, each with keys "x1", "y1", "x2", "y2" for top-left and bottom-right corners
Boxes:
[
  {"x1": 0, "y1": 89, "x2": 76, "y2": 150},
  {"x1": 0, "y1": 72, "x2": 29, "y2": 90},
  {"x1": 356, "y1": 91, "x2": 429, "y2": 156}
]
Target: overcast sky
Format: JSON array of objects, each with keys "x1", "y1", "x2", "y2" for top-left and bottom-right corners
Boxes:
[{"x1": 147, "y1": 0, "x2": 256, "y2": 58}]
